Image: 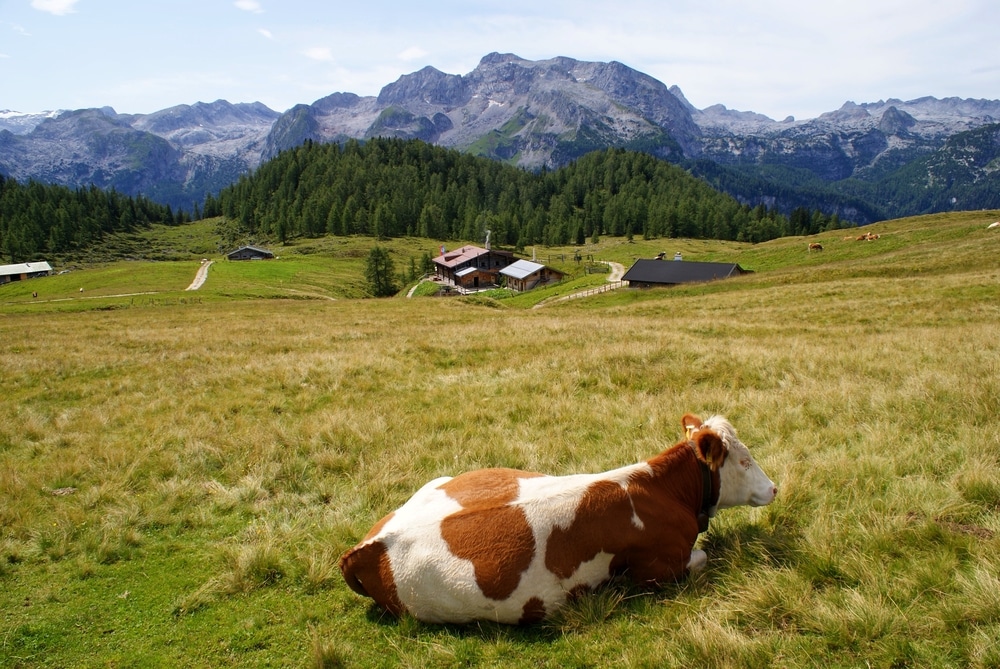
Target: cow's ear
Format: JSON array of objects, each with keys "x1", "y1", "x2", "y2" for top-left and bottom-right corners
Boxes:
[
  {"x1": 681, "y1": 413, "x2": 703, "y2": 440},
  {"x1": 693, "y1": 431, "x2": 727, "y2": 472}
]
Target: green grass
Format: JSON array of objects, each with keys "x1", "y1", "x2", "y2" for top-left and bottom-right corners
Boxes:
[{"x1": 1, "y1": 211, "x2": 999, "y2": 667}]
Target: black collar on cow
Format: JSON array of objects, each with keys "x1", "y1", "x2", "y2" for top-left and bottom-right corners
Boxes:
[{"x1": 688, "y1": 440, "x2": 719, "y2": 534}]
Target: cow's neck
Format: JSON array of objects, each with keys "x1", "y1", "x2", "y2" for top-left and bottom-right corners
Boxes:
[{"x1": 646, "y1": 442, "x2": 720, "y2": 533}]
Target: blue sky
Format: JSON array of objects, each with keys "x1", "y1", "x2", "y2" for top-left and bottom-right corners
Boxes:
[{"x1": 2, "y1": 0, "x2": 998, "y2": 120}]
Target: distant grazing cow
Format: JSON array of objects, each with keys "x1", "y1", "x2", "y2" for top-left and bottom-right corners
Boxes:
[
  {"x1": 856, "y1": 232, "x2": 881, "y2": 241},
  {"x1": 808, "y1": 243, "x2": 823, "y2": 251},
  {"x1": 339, "y1": 414, "x2": 777, "y2": 624}
]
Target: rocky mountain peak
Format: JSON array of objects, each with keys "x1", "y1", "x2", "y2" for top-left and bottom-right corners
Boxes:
[
  {"x1": 878, "y1": 106, "x2": 917, "y2": 136},
  {"x1": 377, "y1": 66, "x2": 469, "y2": 107},
  {"x1": 312, "y1": 92, "x2": 363, "y2": 113}
]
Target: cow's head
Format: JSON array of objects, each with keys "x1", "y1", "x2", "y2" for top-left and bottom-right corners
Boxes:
[{"x1": 683, "y1": 414, "x2": 777, "y2": 511}]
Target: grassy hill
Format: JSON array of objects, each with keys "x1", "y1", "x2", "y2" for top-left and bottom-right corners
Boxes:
[{"x1": 1, "y1": 211, "x2": 999, "y2": 667}]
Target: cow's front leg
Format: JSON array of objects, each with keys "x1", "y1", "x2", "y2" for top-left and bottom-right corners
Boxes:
[{"x1": 686, "y1": 549, "x2": 707, "y2": 573}]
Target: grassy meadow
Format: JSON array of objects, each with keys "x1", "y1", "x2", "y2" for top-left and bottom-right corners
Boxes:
[{"x1": 1, "y1": 212, "x2": 999, "y2": 667}]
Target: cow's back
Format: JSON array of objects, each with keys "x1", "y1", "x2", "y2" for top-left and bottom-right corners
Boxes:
[{"x1": 344, "y1": 467, "x2": 653, "y2": 623}]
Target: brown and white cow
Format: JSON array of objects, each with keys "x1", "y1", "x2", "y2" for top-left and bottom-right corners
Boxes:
[{"x1": 339, "y1": 414, "x2": 777, "y2": 624}]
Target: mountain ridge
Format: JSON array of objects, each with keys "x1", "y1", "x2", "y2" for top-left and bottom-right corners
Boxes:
[{"x1": 2, "y1": 53, "x2": 999, "y2": 222}]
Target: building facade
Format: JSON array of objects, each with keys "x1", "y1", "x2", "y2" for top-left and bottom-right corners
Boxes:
[{"x1": 433, "y1": 245, "x2": 516, "y2": 290}]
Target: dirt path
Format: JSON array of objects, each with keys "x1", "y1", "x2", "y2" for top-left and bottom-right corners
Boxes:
[
  {"x1": 532, "y1": 261, "x2": 626, "y2": 309},
  {"x1": 605, "y1": 261, "x2": 625, "y2": 281},
  {"x1": 186, "y1": 261, "x2": 213, "y2": 291}
]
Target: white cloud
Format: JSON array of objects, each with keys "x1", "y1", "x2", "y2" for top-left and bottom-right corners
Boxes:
[
  {"x1": 234, "y1": 0, "x2": 264, "y2": 13},
  {"x1": 6, "y1": 23, "x2": 32, "y2": 37},
  {"x1": 31, "y1": 0, "x2": 79, "y2": 16},
  {"x1": 303, "y1": 47, "x2": 334, "y2": 62},
  {"x1": 397, "y1": 47, "x2": 428, "y2": 62},
  {"x1": 258, "y1": 28, "x2": 273, "y2": 40}
]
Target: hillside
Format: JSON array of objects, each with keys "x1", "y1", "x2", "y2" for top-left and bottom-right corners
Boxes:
[
  {"x1": 1, "y1": 211, "x2": 998, "y2": 667},
  {"x1": 3, "y1": 209, "x2": 997, "y2": 313},
  {"x1": 214, "y1": 138, "x2": 835, "y2": 249}
]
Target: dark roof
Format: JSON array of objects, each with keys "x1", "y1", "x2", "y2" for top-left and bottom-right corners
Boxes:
[
  {"x1": 622, "y1": 259, "x2": 750, "y2": 285},
  {"x1": 433, "y1": 245, "x2": 514, "y2": 269},
  {"x1": 227, "y1": 245, "x2": 273, "y2": 258}
]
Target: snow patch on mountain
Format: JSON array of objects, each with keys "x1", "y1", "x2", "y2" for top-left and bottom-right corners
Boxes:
[{"x1": 0, "y1": 110, "x2": 67, "y2": 134}]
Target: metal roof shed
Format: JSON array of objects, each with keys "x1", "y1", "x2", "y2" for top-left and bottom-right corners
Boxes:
[
  {"x1": 500, "y1": 259, "x2": 545, "y2": 281},
  {"x1": 0, "y1": 261, "x2": 53, "y2": 284}
]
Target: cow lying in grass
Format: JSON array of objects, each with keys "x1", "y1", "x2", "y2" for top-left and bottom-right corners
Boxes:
[{"x1": 340, "y1": 413, "x2": 777, "y2": 624}]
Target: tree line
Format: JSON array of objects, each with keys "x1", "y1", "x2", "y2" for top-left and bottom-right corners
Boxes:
[
  {"x1": 0, "y1": 174, "x2": 187, "y2": 263},
  {"x1": 213, "y1": 138, "x2": 850, "y2": 250},
  {"x1": 1, "y1": 137, "x2": 853, "y2": 264}
]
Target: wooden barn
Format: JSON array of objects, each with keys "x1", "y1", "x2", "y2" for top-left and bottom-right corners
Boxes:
[
  {"x1": 0, "y1": 261, "x2": 52, "y2": 285},
  {"x1": 499, "y1": 259, "x2": 565, "y2": 292},
  {"x1": 227, "y1": 246, "x2": 274, "y2": 261},
  {"x1": 622, "y1": 258, "x2": 750, "y2": 288}
]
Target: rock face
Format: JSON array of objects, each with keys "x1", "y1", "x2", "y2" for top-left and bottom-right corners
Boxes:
[
  {"x1": 687, "y1": 94, "x2": 1000, "y2": 181},
  {"x1": 1, "y1": 54, "x2": 999, "y2": 217},
  {"x1": 261, "y1": 53, "x2": 700, "y2": 165},
  {"x1": 0, "y1": 102, "x2": 279, "y2": 210}
]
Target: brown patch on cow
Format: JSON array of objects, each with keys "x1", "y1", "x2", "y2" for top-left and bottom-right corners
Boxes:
[
  {"x1": 519, "y1": 597, "x2": 547, "y2": 624},
  {"x1": 625, "y1": 442, "x2": 713, "y2": 582},
  {"x1": 439, "y1": 468, "x2": 542, "y2": 507},
  {"x1": 362, "y1": 511, "x2": 395, "y2": 541},
  {"x1": 339, "y1": 540, "x2": 405, "y2": 616},
  {"x1": 545, "y1": 479, "x2": 637, "y2": 580},
  {"x1": 441, "y1": 505, "x2": 534, "y2": 600},
  {"x1": 439, "y1": 471, "x2": 539, "y2": 601}
]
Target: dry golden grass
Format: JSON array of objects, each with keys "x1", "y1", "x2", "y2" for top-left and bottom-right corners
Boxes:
[{"x1": 1, "y1": 211, "x2": 999, "y2": 666}]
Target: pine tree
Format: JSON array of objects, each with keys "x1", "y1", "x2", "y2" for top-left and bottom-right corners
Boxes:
[{"x1": 364, "y1": 246, "x2": 398, "y2": 297}]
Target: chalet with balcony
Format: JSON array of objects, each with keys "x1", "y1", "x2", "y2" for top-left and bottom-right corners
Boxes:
[{"x1": 433, "y1": 245, "x2": 515, "y2": 290}]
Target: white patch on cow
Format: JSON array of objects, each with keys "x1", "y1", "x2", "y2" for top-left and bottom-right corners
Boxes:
[
  {"x1": 517, "y1": 463, "x2": 650, "y2": 536},
  {"x1": 562, "y1": 550, "x2": 616, "y2": 591},
  {"x1": 371, "y1": 479, "x2": 488, "y2": 623}
]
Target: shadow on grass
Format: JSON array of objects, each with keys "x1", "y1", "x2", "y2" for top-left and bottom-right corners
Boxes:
[
  {"x1": 700, "y1": 519, "x2": 802, "y2": 572},
  {"x1": 358, "y1": 522, "x2": 800, "y2": 641},
  {"x1": 363, "y1": 601, "x2": 564, "y2": 642}
]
